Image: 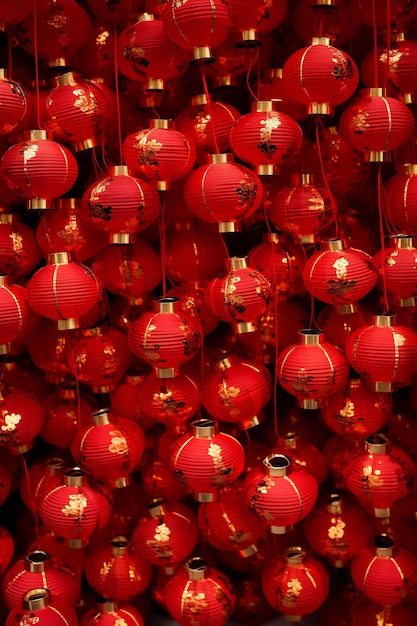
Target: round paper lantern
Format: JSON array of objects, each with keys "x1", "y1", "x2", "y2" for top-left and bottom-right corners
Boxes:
[
  {"x1": 349, "y1": 0, "x2": 417, "y2": 30},
  {"x1": 128, "y1": 296, "x2": 202, "y2": 378},
  {"x1": 0, "y1": 71, "x2": 30, "y2": 135},
  {"x1": 315, "y1": 304, "x2": 368, "y2": 352},
  {"x1": 0, "y1": 276, "x2": 29, "y2": 355},
  {"x1": 84, "y1": 536, "x2": 152, "y2": 600},
  {"x1": 27, "y1": 318, "x2": 76, "y2": 384},
  {"x1": 184, "y1": 154, "x2": 264, "y2": 232},
  {"x1": 205, "y1": 256, "x2": 273, "y2": 333},
  {"x1": 141, "y1": 458, "x2": 189, "y2": 502},
  {"x1": 20, "y1": 457, "x2": 67, "y2": 512},
  {"x1": 167, "y1": 284, "x2": 219, "y2": 336},
  {"x1": 344, "y1": 433, "x2": 415, "y2": 518},
  {"x1": 123, "y1": 120, "x2": 196, "y2": 190},
  {"x1": 272, "y1": 431, "x2": 327, "y2": 484},
  {"x1": 230, "y1": 100, "x2": 303, "y2": 175},
  {"x1": 132, "y1": 499, "x2": 198, "y2": 566},
  {"x1": 262, "y1": 547, "x2": 329, "y2": 619},
  {"x1": 293, "y1": 0, "x2": 361, "y2": 46},
  {"x1": 373, "y1": 235, "x2": 417, "y2": 306},
  {"x1": 339, "y1": 88, "x2": 415, "y2": 162},
  {"x1": 0, "y1": 213, "x2": 41, "y2": 280},
  {"x1": 80, "y1": 599, "x2": 144, "y2": 626},
  {"x1": 5, "y1": 588, "x2": 78, "y2": 626},
  {"x1": 350, "y1": 598, "x2": 417, "y2": 626},
  {"x1": 384, "y1": 164, "x2": 417, "y2": 234},
  {"x1": 169, "y1": 418, "x2": 245, "y2": 501},
  {"x1": 321, "y1": 378, "x2": 391, "y2": 438},
  {"x1": 346, "y1": 313, "x2": 417, "y2": 391},
  {"x1": 164, "y1": 557, "x2": 236, "y2": 626},
  {"x1": 71, "y1": 408, "x2": 145, "y2": 488},
  {"x1": 0, "y1": 130, "x2": 78, "y2": 210},
  {"x1": 110, "y1": 373, "x2": 148, "y2": 426},
  {"x1": 201, "y1": 353, "x2": 272, "y2": 429},
  {"x1": 228, "y1": 0, "x2": 287, "y2": 46},
  {"x1": 243, "y1": 453, "x2": 318, "y2": 533},
  {"x1": 302, "y1": 238, "x2": 377, "y2": 306},
  {"x1": 0, "y1": 387, "x2": 45, "y2": 454},
  {"x1": 282, "y1": 37, "x2": 359, "y2": 116},
  {"x1": 303, "y1": 492, "x2": 373, "y2": 567},
  {"x1": 82, "y1": 165, "x2": 161, "y2": 244},
  {"x1": 2, "y1": 550, "x2": 79, "y2": 611},
  {"x1": 350, "y1": 534, "x2": 417, "y2": 606},
  {"x1": 39, "y1": 467, "x2": 113, "y2": 547},
  {"x1": 0, "y1": 0, "x2": 32, "y2": 27},
  {"x1": 26, "y1": 252, "x2": 102, "y2": 330},
  {"x1": 276, "y1": 329, "x2": 350, "y2": 409}
]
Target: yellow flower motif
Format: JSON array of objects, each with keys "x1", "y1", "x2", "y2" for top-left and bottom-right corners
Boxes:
[
  {"x1": 1, "y1": 412, "x2": 21, "y2": 432},
  {"x1": 332, "y1": 257, "x2": 349, "y2": 280}
]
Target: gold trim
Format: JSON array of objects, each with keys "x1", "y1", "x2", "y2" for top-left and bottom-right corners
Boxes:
[
  {"x1": 109, "y1": 233, "x2": 133, "y2": 245},
  {"x1": 219, "y1": 221, "x2": 241, "y2": 233},
  {"x1": 28, "y1": 198, "x2": 54, "y2": 210},
  {"x1": 308, "y1": 102, "x2": 334, "y2": 116}
]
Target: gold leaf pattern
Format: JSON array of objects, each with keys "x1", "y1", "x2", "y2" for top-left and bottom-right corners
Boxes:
[
  {"x1": 332, "y1": 257, "x2": 349, "y2": 280},
  {"x1": 108, "y1": 431, "x2": 128, "y2": 455},
  {"x1": 1, "y1": 412, "x2": 21, "y2": 432},
  {"x1": 61, "y1": 493, "x2": 87, "y2": 520}
]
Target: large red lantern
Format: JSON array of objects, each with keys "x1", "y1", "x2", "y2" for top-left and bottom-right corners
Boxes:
[
  {"x1": 229, "y1": 0, "x2": 287, "y2": 46},
  {"x1": 80, "y1": 599, "x2": 144, "y2": 626},
  {"x1": 0, "y1": 386, "x2": 45, "y2": 454},
  {"x1": 373, "y1": 235, "x2": 417, "y2": 306},
  {"x1": 5, "y1": 588, "x2": 78, "y2": 626},
  {"x1": 0, "y1": 276, "x2": 29, "y2": 355},
  {"x1": 384, "y1": 164, "x2": 417, "y2": 234},
  {"x1": 0, "y1": 130, "x2": 78, "y2": 210},
  {"x1": 20, "y1": 457, "x2": 67, "y2": 512},
  {"x1": 293, "y1": 0, "x2": 360, "y2": 46},
  {"x1": 169, "y1": 418, "x2": 245, "y2": 501}
]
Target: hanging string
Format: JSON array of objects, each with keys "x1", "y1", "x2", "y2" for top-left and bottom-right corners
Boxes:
[
  {"x1": 21, "y1": 454, "x2": 40, "y2": 544},
  {"x1": 158, "y1": 193, "x2": 168, "y2": 297},
  {"x1": 385, "y1": 0, "x2": 391, "y2": 91},
  {"x1": 33, "y1": 0, "x2": 42, "y2": 130},
  {"x1": 316, "y1": 117, "x2": 339, "y2": 239},
  {"x1": 201, "y1": 65, "x2": 220, "y2": 155},
  {"x1": 372, "y1": 0, "x2": 379, "y2": 88},
  {"x1": 377, "y1": 165, "x2": 390, "y2": 314},
  {"x1": 112, "y1": 12, "x2": 124, "y2": 164},
  {"x1": 67, "y1": 334, "x2": 83, "y2": 433},
  {"x1": 246, "y1": 48, "x2": 259, "y2": 102}
]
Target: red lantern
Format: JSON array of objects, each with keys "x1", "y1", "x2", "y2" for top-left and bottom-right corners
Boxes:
[
  {"x1": 272, "y1": 431, "x2": 327, "y2": 484},
  {"x1": 0, "y1": 276, "x2": 29, "y2": 355},
  {"x1": 73, "y1": 20, "x2": 116, "y2": 81},
  {"x1": 20, "y1": 457, "x2": 67, "y2": 512},
  {"x1": 230, "y1": 101, "x2": 303, "y2": 176},
  {"x1": 0, "y1": 527, "x2": 14, "y2": 578},
  {"x1": 141, "y1": 458, "x2": 189, "y2": 502},
  {"x1": 293, "y1": 0, "x2": 360, "y2": 46},
  {"x1": 26, "y1": 252, "x2": 102, "y2": 331},
  {"x1": 169, "y1": 418, "x2": 245, "y2": 501},
  {"x1": 349, "y1": 0, "x2": 417, "y2": 30},
  {"x1": 303, "y1": 492, "x2": 373, "y2": 568},
  {"x1": 322, "y1": 378, "x2": 391, "y2": 438},
  {"x1": 243, "y1": 453, "x2": 318, "y2": 534},
  {"x1": 262, "y1": 546, "x2": 329, "y2": 619},
  {"x1": 167, "y1": 284, "x2": 219, "y2": 336},
  {"x1": 39, "y1": 467, "x2": 113, "y2": 548},
  {"x1": 276, "y1": 329, "x2": 350, "y2": 409},
  {"x1": 316, "y1": 304, "x2": 368, "y2": 352},
  {"x1": 350, "y1": 534, "x2": 417, "y2": 606},
  {"x1": 80, "y1": 599, "x2": 144, "y2": 626},
  {"x1": 373, "y1": 235, "x2": 417, "y2": 306},
  {"x1": 84, "y1": 536, "x2": 152, "y2": 600},
  {"x1": 82, "y1": 166, "x2": 161, "y2": 244},
  {"x1": 350, "y1": 597, "x2": 417, "y2": 626},
  {"x1": 128, "y1": 296, "x2": 202, "y2": 378},
  {"x1": 27, "y1": 318, "x2": 76, "y2": 384},
  {"x1": 228, "y1": 0, "x2": 287, "y2": 46},
  {"x1": 384, "y1": 164, "x2": 417, "y2": 234},
  {"x1": 201, "y1": 353, "x2": 272, "y2": 429},
  {"x1": 5, "y1": 588, "x2": 78, "y2": 626},
  {"x1": 164, "y1": 557, "x2": 236, "y2": 625},
  {"x1": 282, "y1": 37, "x2": 359, "y2": 116},
  {"x1": 132, "y1": 499, "x2": 198, "y2": 566},
  {"x1": 339, "y1": 88, "x2": 415, "y2": 162},
  {"x1": 344, "y1": 433, "x2": 415, "y2": 518},
  {"x1": 0, "y1": 71, "x2": 30, "y2": 135},
  {"x1": 0, "y1": 130, "x2": 78, "y2": 210},
  {"x1": 0, "y1": 213, "x2": 41, "y2": 280},
  {"x1": 0, "y1": 386, "x2": 45, "y2": 454},
  {"x1": 346, "y1": 313, "x2": 417, "y2": 391}
]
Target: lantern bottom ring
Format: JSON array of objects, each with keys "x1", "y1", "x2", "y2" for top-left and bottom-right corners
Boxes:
[
  {"x1": 307, "y1": 102, "x2": 334, "y2": 116},
  {"x1": 256, "y1": 164, "x2": 279, "y2": 176},
  {"x1": 284, "y1": 615, "x2": 302, "y2": 623},
  {"x1": 192, "y1": 46, "x2": 216, "y2": 65},
  {"x1": 193, "y1": 491, "x2": 219, "y2": 502},
  {"x1": 401, "y1": 92, "x2": 416, "y2": 104},
  {"x1": 297, "y1": 398, "x2": 320, "y2": 410},
  {"x1": 11, "y1": 441, "x2": 33, "y2": 455},
  {"x1": 238, "y1": 413, "x2": 264, "y2": 430},
  {"x1": 72, "y1": 136, "x2": 99, "y2": 152},
  {"x1": 270, "y1": 524, "x2": 292, "y2": 535},
  {"x1": 239, "y1": 544, "x2": 258, "y2": 558},
  {"x1": 374, "y1": 506, "x2": 391, "y2": 518},
  {"x1": 235, "y1": 321, "x2": 257, "y2": 334},
  {"x1": 57, "y1": 318, "x2": 79, "y2": 331},
  {"x1": 67, "y1": 538, "x2": 88, "y2": 549},
  {"x1": 398, "y1": 296, "x2": 417, "y2": 307},
  {"x1": 331, "y1": 558, "x2": 349, "y2": 568},
  {"x1": 109, "y1": 233, "x2": 134, "y2": 245},
  {"x1": 219, "y1": 221, "x2": 242, "y2": 233},
  {"x1": 27, "y1": 198, "x2": 54, "y2": 210},
  {"x1": 111, "y1": 476, "x2": 131, "y2": 489},
  {"x1": 0, "y1": 343, "x2": 11, "y2": 355},
  {"x1": 155, "y1": 367, "x2": 177, "y2": 379}
]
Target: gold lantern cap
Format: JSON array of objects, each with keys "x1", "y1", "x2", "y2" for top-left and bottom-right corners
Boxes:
[
  {"x1": 23, "y1": 588, "x2": 51, "y2": 611},
  {"x1": 373, "y1": 534, "x2": 398, "y2": 558},
  {"x1": 25, "y1": 551, "x2": 51, "y2": 574},
  {"x1": 186, "y1": 556, "x2": 207, "y2": 580}
]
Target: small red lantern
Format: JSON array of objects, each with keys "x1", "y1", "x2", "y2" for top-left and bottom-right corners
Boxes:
[
  {"x1": 384, "y1": 164, "x2": 417, "y2": 234},
  {"x1": 167, "y1": 284, "x2": 219, "y2": 336},
  {"x1": 254, "y1": 68, "x2": 306, "y2": 122},
  {"x1": 346, "y1": 313, "x2": 417, "y2": 391},
  {"x1": 203, "y1": 34, "x2": 251, "y2": 88},
  {"x1": 20, "y1": 457, "x2": 67, "y2": 512},
  {"x1": 84, "y1": 536, "x2": 152, "y2": 600},
  {"x1": 128, "y1": 296, "x2": 202, "y2": 378},
  {"x1": 39, "y1": 467, "x2": 113, "y2": 548},
  {"x1": 229, "y1": 0, "x2": 287, "y2": 46},
  {"x1": 27, "y1": 318, "x2": 76, "y2": 384},
  {"x1": 344, "y1": 433, "x2": 415, "y2": 518},
  {"x1": 0, "y1": 130, "x2": 78, "y2": 210},
  {"x1": 132, "y1": 499, "x2": 198, "y2": 566},
  {"x1": 26, "y1": 252, "x2": 102, "y2": 331},
  {"x1": 373, "y1": 235, "x2": 417, "y2": 306},
  {"x1": 0, "y1": 213, "x2": 41, "y2": 281},
  {"x1": 316, "y1": 304, "x2": 368, "y2": 352},
  {"x1": 350, "y1": 534, "x2": 417, "y2": 606},
  {"x1": 0, "y1": 276, "x2": 29, "y2": 355},
  {"x1": 230, "y1": 100, "x2": 303, "y2": 176},
  {"x1": 243, "y1": 453, "x2": 318, "y2": 533},
  {"x1": 273, "y1": 431, "x2": 327, "y2": 484},
  {"x1": 80, "y1": 599, "x2": 144, "y2": 626},
  {"x1": 169, "y1": 418, "x2": 245, "y2": 501},
  {"x1": 164, "y1": 557, "x2": 236, "y2": 626},
  {"x1": 0, "y1": 386, "x2": 45, "y2": 454},
  {"x1": 282, "y1": 37, "x2": 359, "y2": 116},
  {"x1": 262, "y1": 546, "x2": 329, "y2": 619},
  {"x1": 0, "y1": 71, "x2": 29, "y2": 135},
  {"x1": 276, "y1": 329, "x2": 350, "y2": 409},
  {"x1": 73, "y1": 20, "x2": 116, "y2": 81},
  {"x1": 303, "y1": 492, "x2": 373, "y2": 568},
  {"x1": 5, "y1": 588, "x2": 78, "y2": 626}
]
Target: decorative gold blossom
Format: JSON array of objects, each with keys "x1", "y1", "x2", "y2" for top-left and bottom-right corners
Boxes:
[
  {"x1": 61, "y1": 493, "x2": 87, "y2": 521},
  {"x1": 108, "y1": 431, "x2": 128, "y2": 455},
  {"x1": 328, "y1": 517, "x2": 346, "y2": 540},
  {"x1": 332, "y1": 257, "x2": 349, "y2": 280},
  {"x1": 73, "y1": 88, "x2": 98, "y2": 115},
  {"x1": 1, "y1": 412, "x2": 21, "y2": 432}
]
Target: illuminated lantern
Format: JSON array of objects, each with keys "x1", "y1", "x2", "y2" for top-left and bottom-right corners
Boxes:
[
  {"x1": 350, "y1": 534, "x2": 417, "y2": 606},
  {"x1": 339, "y1": 88, "x2": 415, "y2": 162},
  {"x1": 123, "y1": 120, "x2": 196, "y2": 191},
  {"x1": 26, "y1": 252, "x2": 102, "y2": 331},
  {"x1": 302, "y1": 239, "x2": 377, "y2": 306},
  {"x1": 303, "y1": 492, "x2": 373, "y2": 568},
  {"x1": 384, "y1": 164, "x2": 417, "y2": 234},
  {"x1": 230, "y1": 101, "x2": 303, "y2": 176},
  {"x1": 0, "y1": 386, "x2": 45, "y2": 454},
  {"x1": 39, "y1": 467, "x2": 112, "y2": 548},
  {"x1": 0, "y1": 130, "x2": 78, "y2": 210},
  {"x1": 262, "y1": 547, "x2": 329, "y2": 619},
  {"x1": 167, "y1": 284, "x2": 219, "y2": 336},
  {"x1": 0, "y1": 71, "x2": 29, "y2": 135},
  {"x1": 118, "y1": 13, "x2": 190, "y2": 89},
  {"x1": 5, "y1": 588, "x2": 78, "y2": 626},
  {"x1": 228, "y1": 0, "x2": 287, "y2": 46},
  {"x1": 132, "y1": 499, "x2": 198, "y2": 566},
  {"x1": 184, "y1": 156, "x2": 263, "y2": 232},
  {"x1": 0, "y1": 277, "x2": 29, "y2": 355},
  {"x1": 243, "y1": 453, "x2": 318, "y2": 533},
  {"x1": 273, "y1": 431, "x2": 327, "y2": 484},
  {"x1": 27, "y1": 318, "x2": 76, "y2": 384},
  {"x1": 82, "y1": 166, "x2": 161, "y2": 244},
  {"x1": 72, "y1": 325, "x2": 132, "y2": 393},
  {"x1": 80, "y1": 599, "x2": 144, "y2": 626},
  {"x1": 164, "y1": 557, "x2": 235, "y2": 626},
  {"x1": 198, "y1": 489, "x2": 267, "y2": 554},
  {"x1": 169, "y1": 418, "x2": 245, "y2": 501},
  {"x1": 373, "y1": 235, "x2": 417, "y2": 306},
  {"x1": 162, "y1": 0, "x2": 232, "y2": 64},
  {"x1": 20, "y1": 457, "x2": 67, "y2": 512},
  {"x1": 346, "y1": 313, "x2": 417, "y2": 391},
  {"x1": 276, "y1": 329, "x2": 350, "y2": 409},
  {"x1": 2, "y1": 550, "x2": 79, "y2": 610},
  {"x1": 282, "y1": 37, "x2": 359, "y2": 116},
  {"x1": 322, "y1": 378, "x2": 391, "y2": 439},
  {"x1": 201, "y1": 353, "x2": 272, "y2": 429},
  {"x1": 316, "y1": 304, "x2": 368, "y2": 352},
  {"x1": 84, "y1": 536, "x2": 152, "y2": 600},
  {"x1": 344, "y1": 433, "x2": 415, "y2": 518},
  {"x1": 205, "y1": 256, "x2": 272, "y2": 333},
  {"x1": 128, "y1": 296, "x2": 202, "y2": 378}
]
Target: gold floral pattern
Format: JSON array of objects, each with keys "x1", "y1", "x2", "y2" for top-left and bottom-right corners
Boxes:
[
  {"x1": 73, "y1": 88, "x2": 98, "y2": 116},
  {"x1": 393, "y1": 332, "x2": 406, "y2": 347},
  {"x1": 351, "y1": 109, "x2": 370, "y2": 135},
  {"x1": 332, "y1": 257, "x2": 349, "y2": 281},
  {"x1": 108, "y1": 430, "x2": 128, "y2": 455},
  {"x1": 61, "y1": 493, "x2": 88, "y2": 521},
  {"x1": 194, "y1": 111, "x2": 211, "y2": 142},
  {"x1": 133, "y1": 133, "x2": 162, "y2": 168},
  {"x1": 20, "y1": 143, "x2": 38, "y2": 162},
  {"x1": 1, "y1": 412, "x2": 21, "y2": 432},
  {"x1": 258, "y1": 115, "x2": 281, "y2": 159},
  {"x1": 328, "y1": 517, "x2": 346, "y2": 540},
  {"x1": 361, "y1": 465, "x2": 383, "y2": 489},
  {"x1": 146, "y1": 521, "x2": 174, "y2": 559},
  {"x1": 281, "y1": 578, "x2": 303, "y2": 608}
]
